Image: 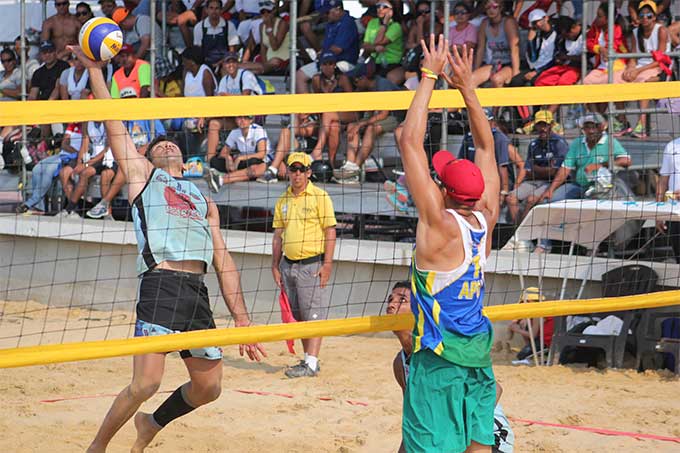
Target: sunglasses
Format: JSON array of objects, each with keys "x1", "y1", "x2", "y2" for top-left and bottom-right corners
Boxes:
[
  {"x1": 377, "y1": 4, "x2": 392, "y2": 9},
  {"x1": 288, "y1": 165, "x2": 308, "y2": 173},
  {"x1": 417, "y1": 9, "x2": 430, "y2": 15},
  {"x1": 260, "y1": 9, "x2": 271, "y2": 14},
  {"x1": 639, "y1": 12, "x2": 654, "y2": 19},
  {"x1": 76, "y1": 11, "x2": 89, "y2": 16},
  {"x1": 453, "y1": 9, "x2": 469, "y2": 15},
  {"x1": 55, "y1": 1, "x2": 68, "y2": 6},
  {"x1": 1, "y1": 58, "x2": 14, "y2": 63},
  {"x1": 486, "y1": 3, "x2": 499, "y2": 10}
]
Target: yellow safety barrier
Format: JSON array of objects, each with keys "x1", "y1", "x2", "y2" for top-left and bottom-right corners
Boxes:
[
  {"x1": 1, "y1": 82, "x2": 678, "y2": 126},
  {"x1": 0, "y1": 289, "x2": 678, "y2": 368}
]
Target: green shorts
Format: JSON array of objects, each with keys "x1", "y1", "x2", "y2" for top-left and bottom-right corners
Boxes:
[{"x1": 402, "y1": 349, "x2": 496, "y2": 453}]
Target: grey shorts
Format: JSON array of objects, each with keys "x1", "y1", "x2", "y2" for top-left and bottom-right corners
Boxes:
[
  {"x1": 510, "y1": 180, "x2": 550, "y2": 201},
  {"x1": 280, "y1": 257, "x2": 331, "y2": 321}
]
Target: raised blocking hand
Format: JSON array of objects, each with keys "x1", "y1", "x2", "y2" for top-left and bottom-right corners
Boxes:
[
  {"x1": 441, "y1": 44, "x2": 474, "y2": 92},
  {"x1": 419, "y1": 33, "x2": 449, "y2": 77}
]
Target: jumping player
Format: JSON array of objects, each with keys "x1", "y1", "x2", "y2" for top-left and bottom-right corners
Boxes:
[
  {"x1": 69, "y1": 45, "x2": 267, "y2": 453},
  {"x1": 397, "y1": 35, "x2": 501, "y2": 453}
]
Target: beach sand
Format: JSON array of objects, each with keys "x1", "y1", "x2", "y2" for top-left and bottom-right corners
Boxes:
[{"x1": 1, "y1": 300, "x2": 679, "y2": 452}]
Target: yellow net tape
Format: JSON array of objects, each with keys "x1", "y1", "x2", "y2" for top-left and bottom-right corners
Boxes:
[
  {"x1": 2, "y1": 82, "x2": 677, "y2": 126},
  {"x1": 1, "y1": 289, "x2": 678, "y2": 368}
]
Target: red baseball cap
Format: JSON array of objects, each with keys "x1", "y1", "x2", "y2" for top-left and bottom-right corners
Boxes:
[
  {"x1": 432, "y1": 150, "x2": 484, "y2": 206},
  {"x1": 119, "y1": 43, "x2": 135, "y2": 54}
]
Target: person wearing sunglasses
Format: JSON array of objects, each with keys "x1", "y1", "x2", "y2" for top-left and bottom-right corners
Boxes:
[
  {"x1": 75, "y1": 2, "x2": 94, "y2": 25},
  {"x1": 614, "y1": 0, "x2": 671, "y2": 139},
  {"x1": 405, "y1": 0, "x2": 443, "y2": 51},
  {"x1": 362, "y1": 0, "x2": 404, "y2": 84},
  {"x1": 272, "y1": 152, "x2": 337, "y2": 378},
  {"x1": 40, "y1": 0, "x2": 81, "y2": 60},
  {"x1": 0, "y1": 49, "x2": 21, "y2": 102},
  {"x1": 628, "y1": 0, "x2": 670, "y2": 27},
  {"x1": 450, "y1": 1, "x2": 478, "y2": 52},
  {"x1": 472, "y1": 0, "x2": 520, "y2": 88}
]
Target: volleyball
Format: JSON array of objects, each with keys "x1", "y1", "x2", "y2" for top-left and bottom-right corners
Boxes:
[{"x1": 78, "y1": 17, "x2": 123, "y2": 61}]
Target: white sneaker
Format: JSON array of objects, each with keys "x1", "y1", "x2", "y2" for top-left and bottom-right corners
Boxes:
[{"x1": 333, "y1": 161, "x2": 360, "y2": 179}]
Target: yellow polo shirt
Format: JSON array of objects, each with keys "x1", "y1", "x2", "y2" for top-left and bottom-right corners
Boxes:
[{"x1": 273, "y1": 182, "x2": 337, "y2": 261}]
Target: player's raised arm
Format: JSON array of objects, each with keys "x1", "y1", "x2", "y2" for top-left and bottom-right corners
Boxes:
[
  {"x1": 397, "y1": 34, "x2": 449, "y2": 225},
  {"x1": 445, "y1": 45, "x2": 500, "y2": 240},
  {"x1": 68, "y1": 45, "x2": 153, "y2": 203}
]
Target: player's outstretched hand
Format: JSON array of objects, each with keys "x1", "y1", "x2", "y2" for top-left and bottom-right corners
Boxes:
[
  {"x1": 442, "y1": 44, "x2": 474, "y2": 92},
  {"x1": 419, "y1": 33, "x2": 449, "y2": 77},
  {"x1": 240, "y1": 342, "x2": 267, "y2": 362},
  {"x1": 66, "y1": 45, "x2": 100, "y2": 69}
]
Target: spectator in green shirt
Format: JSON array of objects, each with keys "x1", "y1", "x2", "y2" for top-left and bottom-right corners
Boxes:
[
  {"x1": 362, "y1": 0, "x2": 404, "y2": 85},
  {"x1": 533, "y1": 113, "x2": 632, "y2": 253}
]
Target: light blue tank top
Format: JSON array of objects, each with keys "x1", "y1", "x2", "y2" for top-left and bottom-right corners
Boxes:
[{"x1": 132, "y1": 168, "x2": 213, "y2": 275}]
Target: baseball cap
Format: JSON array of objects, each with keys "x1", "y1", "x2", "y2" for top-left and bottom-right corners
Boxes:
[
  {"x1": 119, "y1": 43, "x2": 135, "y2": 54},
  {"x1": 119, "y1": 86, "x2": 138, "y2": 98},
  {"x1": 348, "y1": 61, "x2": 375, "y2": 79},
  {"x1": 637, "y1": 0, "x2": 657, "y2": 13},
  {"x1": 578, "y1": 112, "x2": 605, "y2": 128},
  {"x1": 287, "y1": 152, "x2": 312, "y2": 167},
  {"x1": 39, "y1": 40, "x2": 56, "y2": 52},
  {"x1": 112, "y1": 7, "x2": 130, "y2": 24},
  {"x1": 528, "y1": 8, "x2": 547, "y2": 24},
  {"x1": 534, "y1": 109, "x2": 553, "y2": 124},
  {"x1": 223, "y1": 51, "x2": 240, "y2": 62},
  {"x1": 319, "y1": 51, "x2": 337, "y2": 64},
  {"x1": 259, "y1": 0, "x2": 275, "y2": 11},
  {"x1": 432, "y1": 151, "x2": 485, "y2": 207},
  {"x1": 318, "y1": 0, "x2": 343, "y2": 14}
]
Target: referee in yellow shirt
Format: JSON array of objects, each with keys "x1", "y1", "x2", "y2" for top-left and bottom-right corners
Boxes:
[{"x1": 272, "y1": 152, "x2": 337, "y2": 378}]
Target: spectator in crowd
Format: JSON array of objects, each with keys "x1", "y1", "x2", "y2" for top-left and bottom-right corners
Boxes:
[
  {"x1": 298, "y1": 0, "x2": 337, "y2": 52},
  {"x1": 241, "y1": 1, "x2": 290, "y2": 75},
  {"x1": 98, "y1": 0, "x2": 117, "y2": 19},
  {"x1": 534, "y1": 16, "x2": 583, "y2": 107},
  {"x1": 58, "y1": 52, "x2": 90, "y2": 100},
  {"x1": 536, "y1": 113, "x2": 632, "y2": 253},
  {"x1": 0, "y1": 49, "x2": 22, "y2": 101},
  {"x1": 506, "y1": 110, "x2": 568, "y2": 224},
  {"x1": 205, "y1": 51, "x2": 262, "y2": 164},
  {"x1": 15, "y1": 151, "x2": 69, "y2": 215},
  {"x1": 406, "y1": 1, "x2": 443, "y2": 51},
  {"x1": 205, "y1": 115, "x2": 271, "y2": 191},
  {"x1": 272, "y1": 152, "x2": 336, "y2": 378},
  {"x1": 296, "y1": 0, "x2": 359, "y2": 94},
  {"x1": 29, "y1": 41, "x2": 69, "y2": 101},
  {"x1": 656, "y1": 134, "x2": 680, "y2": 261},
  {"x1": 513, "y1": 0, "x2": 555, "y2": 29},
  {"x1": 509, "y1": 9, "x2": 556, "y2": 87},
  {"x1": 14, "y1": 36, "x2": 41, "y2": 82},
  {"x1": 449, "y1": 1, "x2": 478, "y2": 52},
  {"x1": 507, "y1": 287, "x2": 553, "y2": 362},
  {"x1": 333, "y1": 62, "x2": 402, "y2": 184},
  {"x1": 75, "y1": 2, "x2": 94, "y2": 25},
  {"x1": 309, "y1": 52, "x2": 358, "y2": 166},
  {"x1": 110, "y1": 44, "x2": 151, "y2": 99},
  {"x1": 361, "y1": 0, "x2": 404, "y2": 84},
  {"x1": 614, "y1": 1, "x2": 670, "y2": 139},
  {"x1": 235, "y1": 0, "x2": 264, "y2": 48},
  {"x1": 112, "y1": 6, "x2": 161, "y2": 64},
  {"x1": 582, "y1": 2, "x2": 628, "y2": 122},
  {"x1": 628, "y1": 0, "x2": 671, "y2": 27},
  {"x1": 84, "y1": 120, "x2": 120, "y2": 220},
  {"x1": 55, "y1": 122, "x2": 87, "y2": 218},
  {"x1": 41, "y1": 0, "x2": 81, "y2": 60},
  {"x1": 193, "y1": 0, "x2": 239, "y2": 69},
  {"x1": 258, "y1": 113, "x2": 319, "y2": 183},
  {"x1": 458, "y1": 108, "x2": 512, "y2": 207},
  {"x1": 472, "y1": 0, "x2": 520, "y2": 88},
  {"x1": 182, "y1": 46, "x2": 216, "y2": 97}
]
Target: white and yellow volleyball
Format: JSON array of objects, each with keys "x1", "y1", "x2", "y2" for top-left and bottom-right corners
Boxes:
[{"x1": 78, "y1": 17, "x2": 123, "y2": 61}]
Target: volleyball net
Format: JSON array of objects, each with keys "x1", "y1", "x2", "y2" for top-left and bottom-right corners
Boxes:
[{"x1": 1, "y1": 82, "x2": 680, "y2": 368}]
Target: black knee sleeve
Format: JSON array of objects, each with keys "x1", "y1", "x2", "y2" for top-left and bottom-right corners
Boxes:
[{"x1": 152, "y1": 386, "x2": 195, "y2": 427}]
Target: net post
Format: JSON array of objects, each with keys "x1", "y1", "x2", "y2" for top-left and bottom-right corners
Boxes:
[
  {"x1": 161, "y1": 0, "x2": 167, "y2": 59},
  {"x1": 606, "y1": 0, "x2": 615, "y2": 168},
  {"x1": 440, "y1": 0, "x2": 450, "y2": 152},
  {"x1": 289, "y1": 0, "x2": 298, "y2": 153},
  {"x1": 20, "y1": 0, "x2": 27, "y2": 196},
  {"x1": 150, "y1": 0, "x2": 156, "y2": 137}
]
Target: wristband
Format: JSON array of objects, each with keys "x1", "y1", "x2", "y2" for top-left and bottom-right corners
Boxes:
[
  {"x1": 421, "y1": 70, "x2": 438, "y2": 80},
  {"x1": 421, "y1": 67, "x2": 438, "y2": 77}
]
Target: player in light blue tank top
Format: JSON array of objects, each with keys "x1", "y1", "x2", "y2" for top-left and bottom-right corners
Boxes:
[
  {"x1": 131, "y1": 167, "x2": 213, "y2": 275},
  {"x1": 73, "y1": 46, "x2": 267, "y2": 453},
  {"x1": 397, "y1": 37, "x2": 502, "y2": 453}
]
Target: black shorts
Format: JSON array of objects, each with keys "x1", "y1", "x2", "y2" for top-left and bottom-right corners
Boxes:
[
  {"x1": 136, "y1": 268, "x2": 216, "y2": 332},
  {"x1": 209, "y1": 156, "x2": 264, "y2": 173},
  {"x1": 91, "y1": 162, "x2": 118, "y2": 175}
]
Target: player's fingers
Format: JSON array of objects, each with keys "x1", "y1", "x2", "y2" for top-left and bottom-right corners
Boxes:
[
  {"x1": 257, "y1": 343, "x2": 268, "y2": 357},
  {"x1": 239, "y1": 343, "x2": 245, "y2": 357}
]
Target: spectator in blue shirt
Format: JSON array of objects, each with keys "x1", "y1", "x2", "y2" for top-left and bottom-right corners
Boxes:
[
  {"x1": 507, "y1": 110, "x2": 568, "y2": 224},
  {"x1": 296, "y1": 0, "x2": 359, "y2": 93}
]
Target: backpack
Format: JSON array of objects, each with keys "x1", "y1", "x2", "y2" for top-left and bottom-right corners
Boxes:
[{"x1": 238, "y1": 70, "x2": 275, "y2": 95}]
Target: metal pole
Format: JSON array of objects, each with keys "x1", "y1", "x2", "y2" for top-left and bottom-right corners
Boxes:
[
  {"x1": 440, "y1": 0, "x2": 449, "y2": 151},
  {"x1": 606, "y1": 0, "x2": 615, "y2": 168},
  {"x1": 429, "y1": 1, "x2": 435, "y2": 35},
  {"x1": 161, "y1": 0, "x2": 167, "y2": 59},
  {"x1": 289, "y1": 0, "x2": 298, "y2": 153},
  {"x1": 20, "y1": 0, "x2": 27, "y2": 196},
  {"x1": 150, "y1": 0, "x2": 156, "y2": 137},
  {"x1": 581, "y1": 0, "x2": 588, "y2": 82},
  {"x1": 42, "y1": 0, "x2": 47, "y2": 22}
]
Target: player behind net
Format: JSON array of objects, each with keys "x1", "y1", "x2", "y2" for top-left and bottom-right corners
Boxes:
[
  {"x1": 67, "y1": 45, "x2": 267, "y2": 453},
  {"x1": 396, "y1": 35, "x2": 501, "y2": 453}
]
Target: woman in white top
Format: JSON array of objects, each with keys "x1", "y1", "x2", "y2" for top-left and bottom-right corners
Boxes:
[
  {"x1": 614, "y1": 1, "x2": 670, "y2": 138},
  {"x1": 181, "y1": 46, "x2": 217, "y2": 97},
  {"x1": 59, "y1": 53, "x2": 90, "y2": 100}
]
